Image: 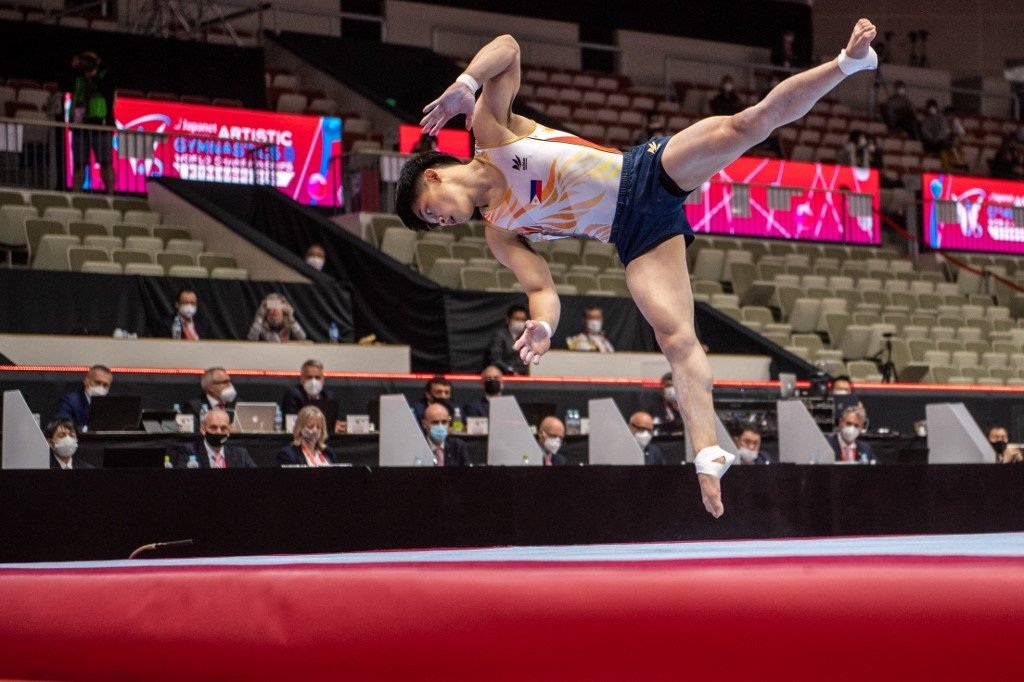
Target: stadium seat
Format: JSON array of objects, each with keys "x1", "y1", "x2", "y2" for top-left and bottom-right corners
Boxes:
[
  {"x1": 153, "y1": 226, "x2": 192, "y2": 245},
  {"x1": 123, "y1": 236, "x2": 164, "y2": 256},
  {"x1": 83, "y1": 208, "x2": 122, "y2": 230},
  {"x1": 157, "y1": 252, "x2": 196, "y2": 270},
  {"x1": 460, "y1": 267, "x2": 497, "y2": 290},
  {"x1": 0, "y1": 204, "x2": 35, "y2": 261},
  {"x1": 68, "y1": 246, "x2": 110, "y2": 271},
  {"x1": 82, "y1": 236, "x2": 123, "y2": 254},
  {"x1": 167, "y1": 265, "x2": 208, "y2": 278},
  {"x1": 68, "y1": 221, "x2": 108, "y2": 241},
  {"x1": 197, "y1": 253, "x2": 236, "y2": 271},
  {"x1": 70, "y1": 195, "x2": 110, "y2": 211},
  {"x1": 123, "y1": 262, "x2": 164, "y2": 276},
  {"x1": 209, "y1": 267, "x2": 249, "y2": 280},
  {"x1": 31, "y1": 234, "x2": 79, "y2": 270},
  {"x1": 113, "y1": 223, "x2": 153, "y2": 241},
  {"x1": 30, "y1": 193, "x2": 70, "y2": 212},
  {"x1": 165, "y1": 239, "x2": 205, "y2": 259},
  {"x1": 113, "y1": 249, "x2": 154, "y2": 267},
  {"x1": 381, "y1": 228, "x2": 418, "y2": 266},
  {"x1": 25, "y1": 218, "x2": 65, "y2": 260},
  {"x1": 41, "y1": 206, "x2": 82, "y2": 227},
  {"x1": 122, "y1": 210, "x2": 161, "y2": 226},
  {"x1": 80, "y1": 261, "x2": 123, "y2": 275},
  {"x1": 427, "y1": 258, "x2": 464, "y2": 288}
]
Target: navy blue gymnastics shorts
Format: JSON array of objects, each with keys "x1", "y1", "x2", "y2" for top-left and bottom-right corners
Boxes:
[{"x1": 608, "y1": 136, "x2": 695, "y2": 266}]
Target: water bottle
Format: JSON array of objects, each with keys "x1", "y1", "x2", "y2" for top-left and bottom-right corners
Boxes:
[
  {"x1": 274, "y1": 405, "x2": 283, "y2": 433},
  {"x1": 522, "y1": 454, "x2": 530, "y2": 465},
  {"x1": 164, "y1": 454, "x2": 173, "y2": 469},
  {"x1": 329, "y1": 321, "x2": 340, "y2": 343},
  {"x1": 172, "y1": 403, "x2": 181, "y2": 414},
  {"x1": 414, "y1": 455, "x2": 424, "y2": 466},
  {"x1": 452, "y1": 406, "x2": 463, "y2": 433},
  {"x1": 171, "y1": 316, "x2": 182, "y2": 340},
  {"x1": 186, "y1": 454, "x2": 199, "y2": 469},
  {"x1": 566, "y1": 408, "x2": 581, "y2": 436}
]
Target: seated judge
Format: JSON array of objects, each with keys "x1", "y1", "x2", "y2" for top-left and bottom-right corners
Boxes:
[
  {"x1": 162, "y1": 288, "x2": 211, "y2": 340},
  {"x1": 46, "y1": 417, "x2": 93, "y2": 469},
  {"x1": 463, "y1": 365, "x2": 504, "y2": 418},
  {"x1": 732, "y1": 424, "x2": 775, "y2": 465},
  {"x1": 173, "y1": 407, "x2": 256, "y2": 468},
  {"x1": 487, "y1": 304, "x2": 529, "y2": 375},
  {"x1": 827, "y1": 406, "x2": 875, "y2": 463},
  {"x1": 277, "y1": 405, "x2": 337, "y2": 467},
  {"x1": 280, "y1": 359, "x2": 344, "y2": 433},
  {"x1": 412, "y1": 375, "x2": 453, "y2": 423},
  {"x1": 627, "y1": 411, "x2": 665, "y2": 465},
  {"x1": 186, "y1": 367, "x2": 238, "y2": 420},
  {"x1": 421, "y1": 402, "x2": 471, "y2": 467},
  {"x1": 54, "y1": 364, "x2": 113, "y2": 432},
  {"x1": 537, "y1": 415, "x2": 568, "y2": 466}
]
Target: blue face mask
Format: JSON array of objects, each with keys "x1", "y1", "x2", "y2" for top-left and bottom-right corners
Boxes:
[{"x1": 429, "y1": 425, "x2": 448, "y2": 444}]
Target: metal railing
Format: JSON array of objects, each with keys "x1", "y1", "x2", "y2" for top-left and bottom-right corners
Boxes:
[
  {"x1": 329, "y1": 149, "x2": 418, "y2": 216},
  {"x1": 0, "y1": 117, "x2": 280, "y2": 195}
]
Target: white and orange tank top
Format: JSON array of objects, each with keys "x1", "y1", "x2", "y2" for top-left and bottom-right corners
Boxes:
[{"x1": 476, "y1": 122, "x2": 623, "y2": 243}]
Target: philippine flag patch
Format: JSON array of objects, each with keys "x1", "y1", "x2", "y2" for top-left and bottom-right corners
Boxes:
[{"x1": 529, "y1": 179, "x2": 544, "y2": 204}]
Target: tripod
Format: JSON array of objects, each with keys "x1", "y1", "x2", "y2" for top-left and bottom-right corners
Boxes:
[{"x1": 877, "y1": 333, "x2": 898, "y2": 383}]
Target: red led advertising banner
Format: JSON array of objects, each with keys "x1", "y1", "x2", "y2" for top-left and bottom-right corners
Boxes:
[
  {"x1": 923, "y1": 173, "x2": 1024, "y2": 254},
  {"x1": 686, "y1": 157, "x2": 880, "y2": 245},
  {"x1": 70, "y1": 98, "x2": 343, "y2": 206},
  {"x1": 398, "y1": 124, "x2": 472, "y2": 158}
]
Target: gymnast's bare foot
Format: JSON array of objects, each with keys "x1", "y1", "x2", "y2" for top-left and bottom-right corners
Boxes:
[
  {"x1": 845, "y1": 18, "x2": 877, "y2": 60},
  {"x1": 698, "y1": 472, "x2": 724, "y2": 518}
]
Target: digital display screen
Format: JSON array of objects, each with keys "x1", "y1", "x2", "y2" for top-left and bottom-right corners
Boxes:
[
  {"x1": 398, "y1": 124, "x2": 472, "y2": 158},
  {"x1": 923, "y1": 172, "x2": 1024, "y2": 254}
]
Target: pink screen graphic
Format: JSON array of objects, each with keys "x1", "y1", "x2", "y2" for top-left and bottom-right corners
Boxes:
[
  {"x1": 685, "y1": 157, "x2": 880, "y2": 245},
  {"x1": 923, "y1": 173, "x2": 1024, "y2": 254},
  {"x1": 76, "y1": 98, "x2": 344, "y2": 206},
  {"x1": 398, "y1": 125, "x2": 471, "y2": 158}
]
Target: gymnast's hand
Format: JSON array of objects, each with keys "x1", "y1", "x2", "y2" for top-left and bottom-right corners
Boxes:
[
  {"x1": 514, "y1": 320, "x2": 551, "y2": 366},
  {"x1": 420, "y1": 81, "x2": 476, "y2": 136}
]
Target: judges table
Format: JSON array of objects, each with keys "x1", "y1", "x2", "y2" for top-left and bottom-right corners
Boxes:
[{"x1": 0, "y1": 334, "x2": 411, "y2": 372}]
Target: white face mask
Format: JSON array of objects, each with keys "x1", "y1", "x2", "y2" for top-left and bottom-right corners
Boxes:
[
  {"x1": 306, "y1": 256, "x2": 325, "y2": 270},
  {"x1": 543, "y1": 436, "x2": 562, "y2": 455},
  {"x1": 303, "y1": 378, "x2": 324, "y2": 397},
  {"x1": 53, "y1": 436, "x2": 78, "y2": 458},
  {"x1": 178, "y1": 304, "x2": 197, "y2": 319},
  {"x1": 300, "y1": 428, "x2": 321, "y2": 444},
  {"x1": 663, "y1": 387, "x2": 676, "y2": 402},
  {"x1": 738, "y1": 447, "x2": 759, "y2": 464},
  {"x1": 86, "y1": 384, "x2": 108, "y2": 398},
  {"x1": 722, "y1": 82, "x2": 734, "y2": 92},
  {"x1": 916, "y1": 425, "x2": 927, "y2": 438},
  {"x1": 219, "y1": 385, "x2": 237, "y2": 404},
  {"x1": 586, "y1": 319, "x2": 603, "y2": 334},
  {"x1": 832, "y1": 389, "x2": 850, "y2": 395},
  {"x1": 633, "y1": 430, "x2": 652, "y2": 449},
  {"x1": 509, "y1": 320, "x2": 526, "y2": 337},
  {"x1": 840, "y1": 425, "x2": 860, "y2": 444}
]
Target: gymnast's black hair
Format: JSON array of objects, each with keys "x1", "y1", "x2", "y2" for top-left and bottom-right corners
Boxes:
[{"x1": 395, "y1": 151, "x2": 465, "y2": 231}]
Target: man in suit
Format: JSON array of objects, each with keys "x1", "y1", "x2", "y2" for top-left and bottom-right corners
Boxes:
[
  {"x1": 463, "y1": 365, "x2": 504, "y2": 418},
  {"x1": 827, "y1": 406, "x2": 875, "y2": 463},
  {"x1": 172, "y1": 407, "x2": 256, "y2": 468},
  {"x1": 161, "y1": 288, "x2": 212, "y2": 340},
  {"x1": 646, "y1": 372, "x2": 683, "y2": 436},
  {"x1": 627, "y1": 411, "x2": 665, "y2": 465},
  {"x1": 487, "y1": 304, "x2": 529, "y2": 375},
  {"x1": 566, "y1": 306, "x2": 615, "y2": 353},
  {"x1": 54, "y1": 364, "x2": 113, "y2": 432},
  {"x1": 186, "y1": 367, "x2": 238, "y2": 422},
  {"x1": 731, "y1": 424, "x2": 775, "y2": 465},
  {"x1": 412, "y1": 375, "x2": 453, "y2": 423},
  {"x1": 45, "y1": 417, "x2": 94, "y2": 469},
  {"x1": 537, "y1": 415, "x2": 568, "y2": 466},
  {"x1": 280, "y1": 359, "x2": 342, "y2": 432},
  {"x1": 421, "y1": 402, "x2": 471, "y2": 467}
]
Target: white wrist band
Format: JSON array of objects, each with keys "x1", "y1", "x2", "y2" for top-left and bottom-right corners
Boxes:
[
  {"x1": 837, "y1": 47, "x2": 878, "y2": 75},
  {"x1": 537, "y1": 321, "x2": 552, "y2": 339},
  {"x1": 456, "y1": 73, "x2": 480, "y2": 93}
]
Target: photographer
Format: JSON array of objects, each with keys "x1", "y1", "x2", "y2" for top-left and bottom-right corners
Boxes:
[
  {"x1": 69, "y1": 51, "x2": 115, "y2": 193},
  {"x1": 248, "y1": 293, "x2": 307, "y2": 343}
]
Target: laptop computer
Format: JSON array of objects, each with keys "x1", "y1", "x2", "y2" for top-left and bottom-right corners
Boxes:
[
  {"x1": 307, "y1": 398, "x2": 340, "y2": 430},
  {"x1": 103, "y1": 447, "x2": 167, "y2": 468},
  {"x1": 233, "y1": 402, "x2": 279, "y2": 433},
  {"x1": 87, "y1": 395, "x2": 143, "y2": 432}
]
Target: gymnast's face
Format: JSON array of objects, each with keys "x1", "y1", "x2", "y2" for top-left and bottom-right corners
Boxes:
[{"x1": 414, "y1": 168, "x2": 475, "y2": 228}]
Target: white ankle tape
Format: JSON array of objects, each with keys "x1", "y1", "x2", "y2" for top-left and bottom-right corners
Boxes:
[
  {"x1": 837, "y1": 47, "x2": 878, "y2": 75},
  {"x1": 694, "y1": 446, "x2": 736, "y2": 479}
]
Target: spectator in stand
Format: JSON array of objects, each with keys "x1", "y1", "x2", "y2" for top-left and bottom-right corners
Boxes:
[
  {"x1": 278, "y1": 405, "x2": 337, "y2": 467},
  {"x1": 566, "y1": 305, "x2": 615, "y2": 352},
  {"x1": 839, "y1": 130, "x2": 872, "y2": 167},
  {"x1": 987, "y1": 425, "x2": 1022, "y2": 464},
  {"x1": 708, "y1": 75, "x2": 743, "y2": 116},
  {"x1": 989, "y1": 134, "x2": 1024, "y2": 181},
  {"x1": 943, "y1": 106, "x2": 966, "y2": 139},
  {"x1": 826, "y1": 406, "x2": 875, "y2": 463},
  {"x1": 537, "y1": 415, "x2": 568, "y2": 466},
  {"x1": 487, "y1": 304, "x2": 529, "y2": 375},
  {"x1": 770, "y1": 29, "x2": 808, "y2": 70},
  {"x1": 649, "y1": 372, "x2": 684, "y2": 436},
  {"x1": 173, "y1": 407, "x2": 256, "y2": 469},
  {"x1": 412, "y1": 375, "x2": 453, "y2": 422},
  {"x1": 69, "y1": 50, "x2": 115, "y2": 193},
  {"x1": 421, "y1": 402, "x2": 471, "y2": 466},
  {"x1": 412, "y1": 133, "x2": 438, "y2": 154},
  {"x1": 880, "y1": 81, "x2": 918, "y2": 139},
  {"x1": 45, "y1": 417, "x2": 93, "y2": 469},
  {"x1": 304, "y1": 244, "x2": 326, "y2": 271},
  {"x1": 627, "y1": 411, "x2": 665, "y2": 465},
  {"x1": 731, "y1": 423, "x2": 774, "y2": 465},
  {"x1": 635, "y1": 110, "x2": 667, "y2": 145},
  {"x1": 940, "y1": 135, "x2": 971, "y2": 174},
  {"x1": 919, "y1": 99, "x2": 950, "y2": 154},
  {"x1": 280, "y1": 359, "x2": 344, "y2": 433},
  {"x1": 248, "y1": 293, "x2": 306, "y2": 343},
  {"x1": 163, "y1": 288, "x2": 211, "y2": 340},
  {"x1": 463, "y1": 365, "x2": 504, "y2": 418},
  {"x1": 54, "y1": 364, "x2": 113, "y2": 431},
  {"x1": 187, "y1": 367, "x2": 238, "y2": 421}
]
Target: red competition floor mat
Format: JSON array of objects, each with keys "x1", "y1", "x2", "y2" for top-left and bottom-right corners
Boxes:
[{"x1": 1, "y1": 533, "x2": 1022, "y2": 681}]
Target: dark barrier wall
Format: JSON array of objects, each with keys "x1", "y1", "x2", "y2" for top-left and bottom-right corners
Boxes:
[
  {"x1": 0, "y1": 270, "x2": 353, "y2": 341},
  {"x1": 0, "y1": 465, "x2": 1021, "y2": 563},
  {"x1": 0, "y1": 20, "x2": 267, "y2": 108}
]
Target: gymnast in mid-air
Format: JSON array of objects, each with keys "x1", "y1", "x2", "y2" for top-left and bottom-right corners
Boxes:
[{"x1": 397, "y1": 19, "x2": 878, "y2": 517}]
